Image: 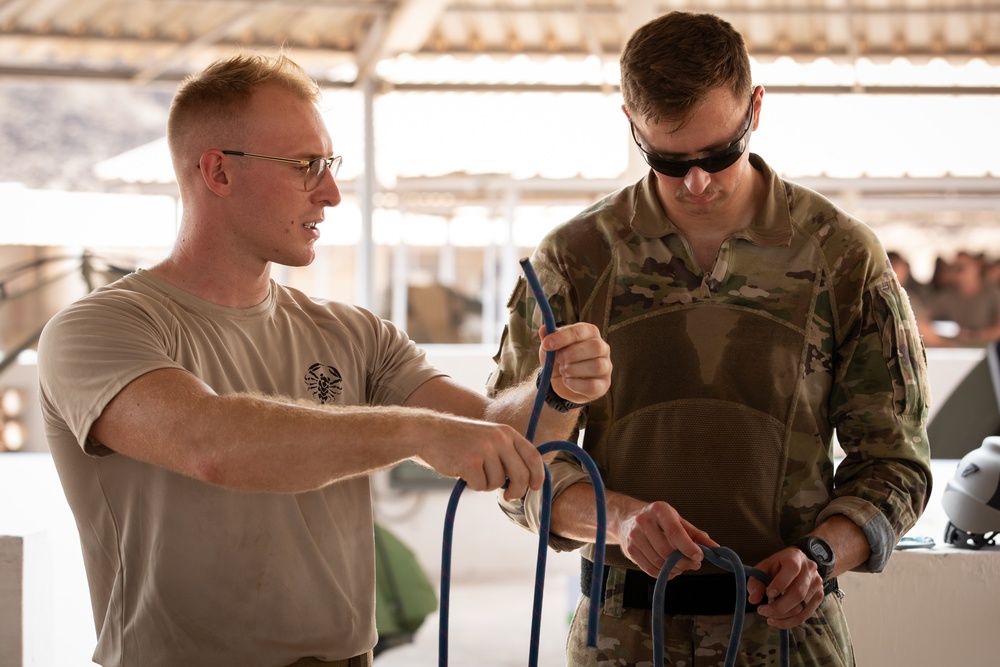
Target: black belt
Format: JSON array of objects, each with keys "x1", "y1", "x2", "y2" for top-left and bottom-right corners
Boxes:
[{"x1": 580, "y1": 557, "x2": 839, "y2": 616}]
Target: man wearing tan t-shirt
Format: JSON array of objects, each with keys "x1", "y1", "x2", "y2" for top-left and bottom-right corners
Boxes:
[{"x1": 36, "y1": 52, "x2": 611, "y2": 667}]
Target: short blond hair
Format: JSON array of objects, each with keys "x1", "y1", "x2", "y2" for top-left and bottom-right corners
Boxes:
[{"x1": 167, "y1": 51, "x2": 321, "y2": 168}]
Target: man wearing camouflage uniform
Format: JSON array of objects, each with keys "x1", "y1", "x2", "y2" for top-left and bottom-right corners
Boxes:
[{"x1": 489, "y1": 11, "x2": 931, "y2": 667}]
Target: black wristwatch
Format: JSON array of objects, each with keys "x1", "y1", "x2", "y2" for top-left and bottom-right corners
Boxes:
[
  {"x1": 793, "y1": 535, "x2": 836, "y2": 581},
  {"x1": 535, "y1": 372, "x2": 587, "y2": 414}
]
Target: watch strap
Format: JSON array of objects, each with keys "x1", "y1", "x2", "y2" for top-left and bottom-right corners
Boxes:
[{"x1": 535, "y1": 371, "x2": 587, "y2": 414}]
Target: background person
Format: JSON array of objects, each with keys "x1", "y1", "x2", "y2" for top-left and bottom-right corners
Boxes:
[
  {"x1": 490, "y1": 12, "x2": 930, "y2": 667},
  {"x1": 37, "y1": 51, "x2": 611, "y2": 667},
  {"x1": 926, "y1": 251, "x2": 1000, "y2": 345}
]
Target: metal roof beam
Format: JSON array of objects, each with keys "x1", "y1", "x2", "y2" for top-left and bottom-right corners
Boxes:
[
  {"x1": 353, "y1": 11, "x2": 387, "y2": 84},
  {"x1": 443, "y1": 3, "x2": 999, "y2": 16},
  {"x1": 380, "y1": 81, "x2": 1000, "y2": 95},
  {"x1": 1, "y1": 62, "x2": 996, "y2": 96},
  {"x1": 128, "y1": 9, "x2": 263, "y2": 85},
  {"x1": 352, "y1": 0, "x2": 450, "y2": 84},
  {"x1": 381, "y1": 0, "x2": 451, "y2": 56}
]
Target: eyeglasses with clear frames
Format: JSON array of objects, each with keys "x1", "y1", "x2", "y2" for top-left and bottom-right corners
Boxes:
[{"x1": 221, "y1": 150, "x2": 343, "y2": 191}]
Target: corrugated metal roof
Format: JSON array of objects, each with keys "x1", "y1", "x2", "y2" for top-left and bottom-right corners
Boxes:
[
  {"x1": 2, "y1": 1, "x2": 997, "y2": 221},
  {"x1": 1, "y1": 0, "x2": 997, "y2": 89}
]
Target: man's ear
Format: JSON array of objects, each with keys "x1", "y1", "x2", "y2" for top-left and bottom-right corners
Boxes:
[
  {"x1": 197, "y1": 149, "x2": 232, "y2": 197},
  {"x1": 751, "y1": 84, "x2": 764, "y2": 132},
  {"x1": 621, "y1": 104, "x2": 631, "y2": 121}
]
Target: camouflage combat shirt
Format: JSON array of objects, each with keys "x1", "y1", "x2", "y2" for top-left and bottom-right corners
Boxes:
[{"x1": 489, "y1": 154, "x2": 932, "y2": 574}]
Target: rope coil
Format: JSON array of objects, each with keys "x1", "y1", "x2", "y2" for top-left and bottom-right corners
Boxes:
[
  {"x1": 655, "y1": 546, "x2": 790, "y2": 667},
  {"x1": 438, "y1": 258, "x2": 607, "y2": 666},
  {"x1": 438, "y1": 257, "x2": 791, "y2": 667}
]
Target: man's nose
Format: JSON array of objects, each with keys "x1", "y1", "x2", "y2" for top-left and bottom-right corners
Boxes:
[
  {"x1": 315, "y1": 169, "x2": 342, "y2": 207},
  {"x1": 683, "y1": 166, "x2": 711, "y2": 195}
]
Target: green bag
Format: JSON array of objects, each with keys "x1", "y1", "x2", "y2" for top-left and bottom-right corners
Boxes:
[{"x1": 374, "y1": 523, "x2": 438, "y2": 652}]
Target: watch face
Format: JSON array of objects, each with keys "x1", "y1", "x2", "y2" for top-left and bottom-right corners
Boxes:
[
  {"x1": 808, "y1": 540, "x2": 833, "y2": 562},
  {"x1": 796, "y1": 536, "x2": 835, "y2": 580}
]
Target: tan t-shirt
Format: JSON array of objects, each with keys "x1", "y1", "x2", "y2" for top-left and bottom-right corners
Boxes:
[{"x1": 37, "y1": 270, "x2": 443, "y2": 667}]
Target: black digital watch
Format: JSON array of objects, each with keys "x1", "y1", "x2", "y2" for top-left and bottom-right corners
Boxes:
[{"x1": 793, "y1": 535, "x2": 836, "y2": 581}]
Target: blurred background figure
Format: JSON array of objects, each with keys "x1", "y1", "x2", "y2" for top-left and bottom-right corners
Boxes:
[
  {"x1": 927, "y1": 251, "x2": 1000, "y2": 346},
  {"x1": 984, "y1": 258, "x2": 1000, "y2": 291},
  {"x1": 887, "y1": 251, "x2": 927, "y2": 299}
]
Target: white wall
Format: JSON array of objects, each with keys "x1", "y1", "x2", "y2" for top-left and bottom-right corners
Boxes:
[{"x1": 0, "y1": 533, "x2": 52, "y2": 667}]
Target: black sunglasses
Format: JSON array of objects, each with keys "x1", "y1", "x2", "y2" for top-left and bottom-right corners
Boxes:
[{"x1": 630, "y1": 96, "x2": 755, "y2": 178}]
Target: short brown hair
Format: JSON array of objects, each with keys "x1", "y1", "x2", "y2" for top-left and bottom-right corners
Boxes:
[
  {"x1": 167, "y1": 51, "x2": 321, "y2": 166},
  {"x1": 620, "y1": 12, "x2": 752, "y2": 124}
]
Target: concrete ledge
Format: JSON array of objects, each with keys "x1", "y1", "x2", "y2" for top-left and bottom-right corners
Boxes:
[
  {"x1": 840, "y1": 458, "x2": 1000, "y2": 665},
  {"x1": 842, "y1": 545, "x2": 999, "y2": 666},
  {"x1": 0, "y1": 532, "x2": 52, "y2": 667}
]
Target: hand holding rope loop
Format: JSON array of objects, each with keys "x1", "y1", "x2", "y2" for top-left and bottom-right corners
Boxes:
[
  {"x1": 439, "y1": 258, "x2": 791, "y2": 667},
  {"x1": 438, "y1": 258, "x2": 607, "y2": 667},
  {"x1": 654, "y1": 546, "x2": 790, "y2": 667}
]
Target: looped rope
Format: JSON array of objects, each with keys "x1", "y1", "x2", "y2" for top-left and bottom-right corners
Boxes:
[
  {"x1": 438, "y1": 258, "x2": 607, "y2": 666},
  {"x1": 655, "y1": 546, "x2": 790, "y2": 667},
  {"x1": 438, "y1": 257, "x2": 791, "y2": 666}
]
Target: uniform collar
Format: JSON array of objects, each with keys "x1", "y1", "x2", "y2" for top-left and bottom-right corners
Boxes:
[{"x1": 628, "y1": 153, "x2": 793, "y2": 247}]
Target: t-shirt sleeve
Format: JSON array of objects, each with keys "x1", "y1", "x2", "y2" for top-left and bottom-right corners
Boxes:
[
  {"x1": 37, "y1": 293, "x2": 185, "y2": 455},
  {"x1": 357, "y1": 310, "x2": 444, "y2": 407}
]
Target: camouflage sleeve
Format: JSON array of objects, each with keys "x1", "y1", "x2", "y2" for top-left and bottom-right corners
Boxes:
[
  {"x1": 489, "y1": 251, "x2": 593, "y2": 550},
  {"x1": 488, "y1": 275, "x2": 541, "y2": 394},
  {"x1": 823, "y1": 268, "x2": 932, "y2": 573},
  {"x1": 487, "y1": 253, "x2": 581, "y2": 394}
]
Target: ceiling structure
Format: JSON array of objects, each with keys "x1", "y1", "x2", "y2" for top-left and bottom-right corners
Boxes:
[
  {"x1": 2, "y1": 0, "x2": 998, "y2": 308},
  {"x1": 0, "y1": 0, "x2": 998, "y2": 93},
  {"x1": 2, "y1": 1, "x2": 999, "y2": 258}
]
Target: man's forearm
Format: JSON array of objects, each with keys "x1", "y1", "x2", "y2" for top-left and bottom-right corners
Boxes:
[
  {"x1": 550, "y1": 482, "x2": 649, "y2": 546},
  {"x1": 483, "y1": 377, "x2": 582, "y2": 445},
  {"x1": 96, "y1": 381, "x2": 446, "y2": 493},
  {"x1": 810, "y1": 514, "x2": 871, "y2": 577},
  {"x1": 93, "y1": 369, "x2": 535, "y2": 496}
]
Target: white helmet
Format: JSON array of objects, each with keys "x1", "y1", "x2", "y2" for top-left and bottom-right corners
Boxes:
[{"x1": 942, "y1": 436, "x2": 1000, "y2": 549}]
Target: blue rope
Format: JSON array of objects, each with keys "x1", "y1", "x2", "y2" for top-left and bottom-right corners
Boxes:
[
  {"x1": 438, "y1": 258, "x2": 607, "y2": 666},
  {"x1": 519, "y1": 257, "x2": 556, "y2": 445},
  {"x1": 439, "y1": 257, "x2": 792, "y2": 666},
  {"x1": 438, "y1": 479, "x2": 465, "y2": 666},
  {"x1": 653, "y1": 546, "x2": 791, "y2": 667},
  {"x1": 527, "y1": 254, "x2": 791, "y2": 666},
  {"x1": 518, "y1": 257, "x2": 606, "y2": 649},
  {"x1": 535, "y1": 440, "x2": 606, "y2": 652}
]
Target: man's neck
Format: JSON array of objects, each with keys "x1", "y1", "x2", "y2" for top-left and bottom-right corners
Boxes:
[
  {"x1": 149, "y1": 254, "x2": 272, "y2": 310},
  {"x1": 656, "y1": 165, "x2": 767, "y2": 271}
]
